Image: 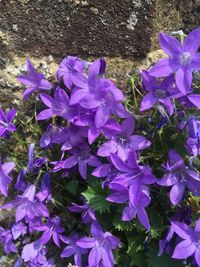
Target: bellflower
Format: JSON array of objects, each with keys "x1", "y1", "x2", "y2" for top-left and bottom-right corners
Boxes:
[
  {"x1": 0, "y1": 109, "x2": 16, "y2": 138},
  {"x1": 158, "y1": 207, "x2": 192, "y2": 256},
  {"x1": 40, "y1": 124, "x2": 62, "y2": 148},
  {"x1": 22, "y1": 239, "x2": 43, "y2": 262},
  {"x1": 171, "y1": 219, "x2": 200, "y2": 266},
  {"x1": 110, "y1": 151, "x2": 156, "y2": 207},
  {"x1": 11, "y1": 221, "x2": 27, "y2": 240},
  {"x1": 107, "y1": 184, "x2": 151, "y2": 230},
  {"x1": 149, "y1": 28, "x2": 200, "y2": 95},
  {"x1": 0, "y1": 184, "x2": 49, "y2": 221},
  {"x1": 57, "y1": 56, "x2": 84, "y2": 89},
  {"x1": 186, "y1": 116, "x2": 200, "y2": 156},
  {"x1": 34, "y1": 216, "x2": 64, "y2": 247},
  {"x1": 92, "y1": 162, "x2": 118, "y2": 188},
  {"x1": 0, "y1": 227, "x2": 17, "y2": 254},
  {"x1": 98, "y1": 117, "x2": 151, "y2": 160},
  {"x1": 36, "y1": 173, "x2": 52, "y2": 202},
  {"x1": 37, "y1": 86, "x2": 78, "y2": 121},
  {"x1": 69, "y1": 58, "x2": 106, "y2": 105},
  {"x1": 63, "y1": 144, "x2": 101, "y2": 179},
  {"x1": 68, "y1": 203, "x2": 96, "y2": 223},
  {"x1": 158, "y1": 149, "x2": 200, "y2": 205},
  {"x1": 0, "y1": 159, "x2": 15, "y2": 197},
  {"x1": 140, "y1": 71, "x2": 181, "y2": 115},
  {"x1": 61, "y1": 234, "x2": 88, "y2": 267},
  {"x1": 27, "y1": 143, "x2": 47, "y2": 173},
  {"x1": 77, "y1": 222, "x2": 120, "y2": 267},
  {"x1": 78, "y1": 78, "x2": 127, "y2": 128},
  {"x1": 18, "y1": 59, "x2": 52, "y2": 100}
]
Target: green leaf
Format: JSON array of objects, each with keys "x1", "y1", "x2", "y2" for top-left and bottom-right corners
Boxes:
[{"x1": 82, "y1": 186, "x2": 110, "y2": 214}]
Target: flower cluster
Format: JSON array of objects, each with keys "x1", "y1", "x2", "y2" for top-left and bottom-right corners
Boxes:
[{"x1": 0, "y1": 28, "x2": 200, "y2": 266}]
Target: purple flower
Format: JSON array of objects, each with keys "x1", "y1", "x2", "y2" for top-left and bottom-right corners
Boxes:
[
  {"x1": 78, "y1": 78, "x2": 127, "y2": 128},
  {"x1": 34, "y1": 216, "x2": 64, "y2": 247},
  {"x1": 63, "y1": 144, "x2": 101, "y2": 179},
  {"x1": 186, "y1": 116, "x2": 200, "y2": 156},
  {"x1": 68, "y1": 203, "x2": 96, "y2": 223},
  {"x1": 22, "y1": 239, "x2": 43, "y2": 263},
  {"x1": 61, "y1": 234, "x2": 88, "y2": 267},
  {"x1": 0, "y1": 184, "x2": 49, "y2": 221},
  {"x1": 15, "y1": 169, "x2": 27, "y2": 192},
  {"x1": 12, "y1": 221, "x2": 27, "y2": 240},
  {"x1": 107, "y1": 184, "x2": 151, "y2": 230},
  {"x1": 18, "y1": 59, "x2": 52, "y2": 100},
  {"x1": 171, "y1": 219, "x2": 200, "y2": 266},
  {"x1": 149, "y1": 28, "x2": 200, "y2": 95},
  {"x1": 92, "y1": 162, "x2": 118, "y2": 188},
  {"x1": 110, "y1": 151, "x2": 156, "y2": 207},
  {"x1": 57, "y1": 56, "x2": 84, "y2": 89},
  {"x1": 0, "y1": 159, "x2": 15, "y2": 196},
  {"x1": 140, "y1": 71, "x2": 180, "y2": 115},
  {"x1": 97, "y1": 117, "x2": 151, "y2": 160},
  {"x1": 77, "y1": 222, "x2": 120, "y2": 267},
  {"x1": 122, "y1": 186, "x2": 151, "y2": 230},
  {"x1": 0, "y1": 227, "x2": 17, "y2": 254},
  {"x1": 36, "y1": 173, "x2": 52, "y2": 202},
  {"x1": 37, "y1": 86, "x2": 78, "y2": 121},
  {"x1": 0, "y1": 109, "x2": 16, "y2": 138},
  {"x1": 27, "y1": 143, "x2": 47, "y2": 173},
  {"x1": 40, "y1": 124, "x2": 62, "y2": 148},
  {"x1": 69, "y1": 59, "x2": 107, "y2": 105},
  {"x1": 158, "y1": 149, "x2": 200, "y2": 205},
  {"x1": 158, "y1": 207, "x2": 192, "y2": 256}
]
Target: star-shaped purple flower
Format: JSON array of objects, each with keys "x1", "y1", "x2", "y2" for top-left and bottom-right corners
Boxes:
[
  {"x1": 37, "y1": 86, "x2": 78, "y2": 121},
  {"x1": 158, "y1": 149, "x2": 200, "y2": 205},
  {"x1": 0, "y1": 184, "x2": 49, "y2": 222},
  {"x1": 98, "y1": 117, "x2": 151, "y2": 160},
  {"x1": 140, "y1": 71, "x2": 180, "y2": 115},
  {"x1": 63, "y1": 144, "x2": 101, "y2": 179},
  {"x1": 0, "y1": 159, "x2": 15, "y2": 197},
  {"x1": 77, "y1": 222, "x2": 120, "y2": 267},
  {"x1": 61, "y1": 234, "x2": 88, "y2": 267},
  {"x1": 172, "y1": 219, "x2": 200, "y2": 266},
  {"x1": 18, "y1": 59, "x2": 52, "y2": 100},
  {"x1": 57, "y1": 56, "x2": 84, "y2": 89},
  {"x1": 0, "y1": 109, "x2": 16, "y2": 138},
  {"x1": 34, "y1": 216, "x2": 64, "y2": 247},
  {"x1": 149, "y1": 28, "x2": 200, "y2": 95}
]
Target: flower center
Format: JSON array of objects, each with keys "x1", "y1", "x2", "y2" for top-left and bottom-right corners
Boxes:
[
  {"x1": 118, "y1": 135, "x2": 128, "y2": 145},
  {"x1": 101, "y1": 98, "x2": 106, "y2": 106},
  {"x1": 179, "y1": 52, "x2": 192, "y2": 65},
  {"x1": 154, "y1": 89, "x2": 167, "y2": 99}
]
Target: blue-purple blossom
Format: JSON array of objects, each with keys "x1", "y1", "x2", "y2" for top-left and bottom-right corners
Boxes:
[
  {"x1": 77, "y1": 222, "x2": 120, "y2": 267},
  {"x1": 37, "y1": 86, "x2": 78, "y2": 121},
  {"x1": 149, "y1": 28, "x2": 200, "y2": 95},
  {"x1": 18, "y1": 59, "x2": 52, "y2": 100},
  {"x1": 186, "y1": 116, "x2": 200, "y2": 156},
  {"x1": 36, "y1": 173, "x2": 52, "y2": 202},
  {"x1": 68, "y1": 203, "x2": 96, "y2": 223},
  {"x1": 11, "y1": 221, "x2": 27, "y2": 240},
  {"x1": 61, "y1": 234, "x2": 88, "y2": 267},
  {"x1": 0, "y1": 159, "x2": 15, "y2": 196},
  {"x1": 0, "y1": 109, "x2": 16, "y2": 138},
  {"x1": 0, "y1": 227, "x2": 17, "y2": 254},
  {"x1": 57, "y1": 56, "x2": 84, "y2": 89},
  {"x1": 140, "y1": 71, "x2": 180, "y2": 115},
  {"x1": 98, "y1": 117, "x2": 151, "y2": 160},
  {"x1": 171, "y1": 219, "x2": 200, "y2": 266},
  {"x1": 158, "y1": 149, "x2": 200, "y2": 205},
  {"x1": 34, "y1": 216, "x2": 64, "y2": 247},
  {"x1": 0, "y1": 184, "x2": 49, "y2": 221},
  {"x1": 63, "y1": 144, "x2": 101, "y2": 179}
]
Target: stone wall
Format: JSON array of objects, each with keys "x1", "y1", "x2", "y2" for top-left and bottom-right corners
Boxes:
[{"x1": 0, "y1": 0, "x2": 200, "y2": 106}]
